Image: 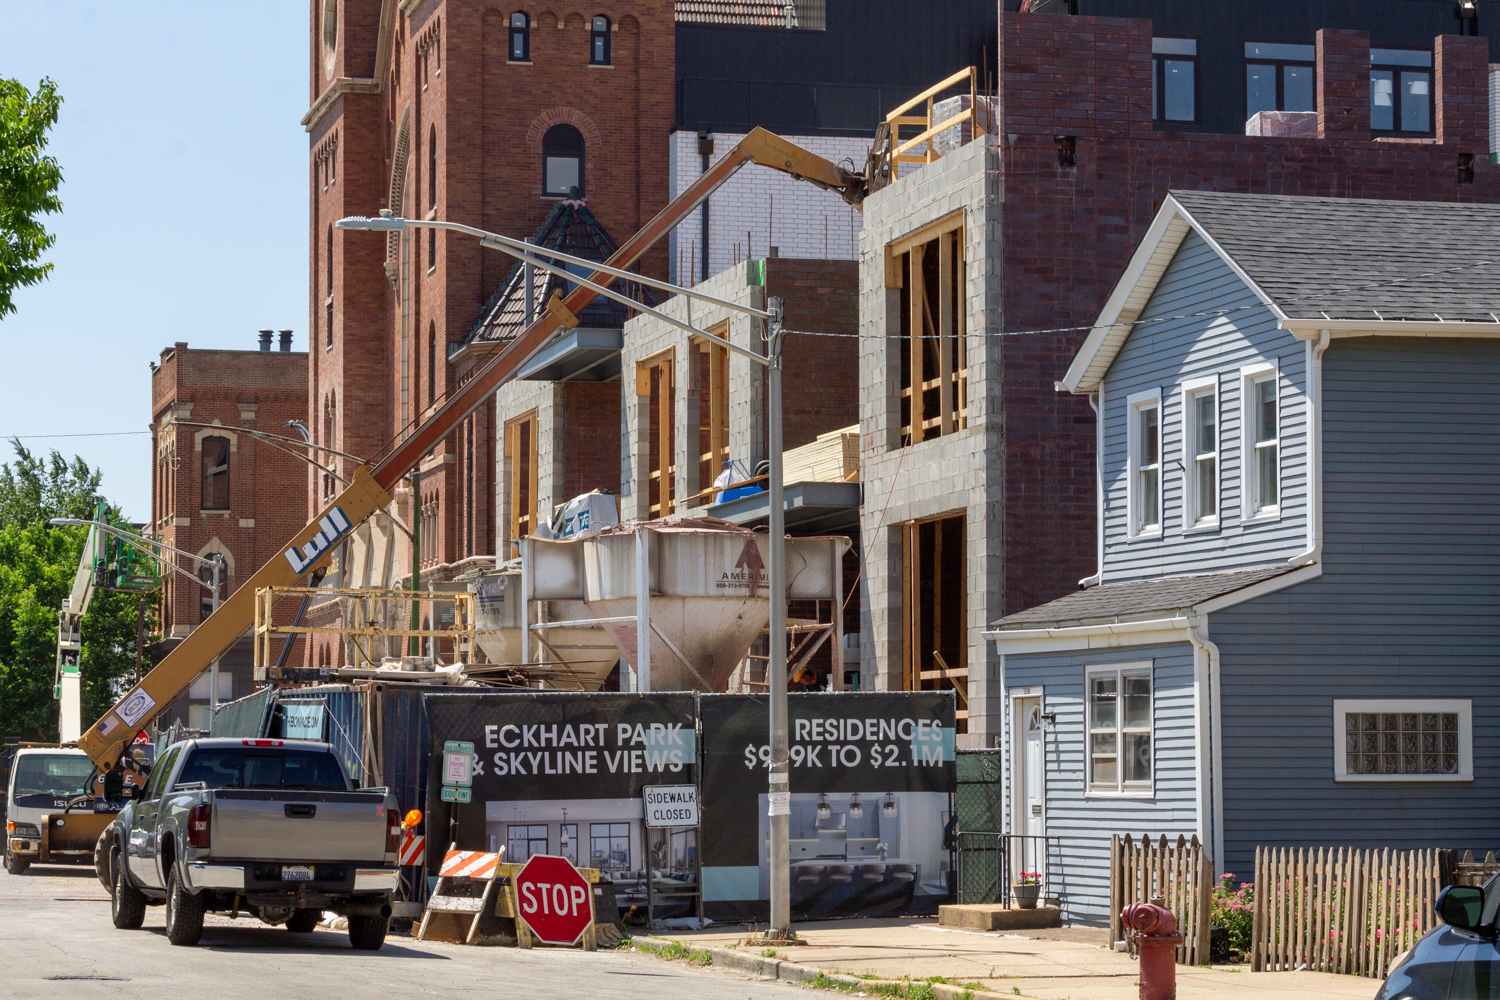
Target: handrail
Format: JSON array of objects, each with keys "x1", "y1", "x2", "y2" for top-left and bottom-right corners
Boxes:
[
  {"x1": 885, "y1": 66, "x2": 978, "y2": 123},
  {"x1": 884, "y1": 66, "x2": 985, "y2": 182}
]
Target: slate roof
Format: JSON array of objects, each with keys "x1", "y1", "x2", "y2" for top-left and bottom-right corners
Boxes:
[
  {"x1": 989, "y1": 565, "x2": 1298, "y2": 631},
  {"x1": 675, "y1": 1, "x2": 798, "y2": 26},
  {"x1": 1171, "y1": 190, "x2": 1500, "y2": 324},
  {"x1": 457, "y1": 199, "x2": 658, "y2": 351}
]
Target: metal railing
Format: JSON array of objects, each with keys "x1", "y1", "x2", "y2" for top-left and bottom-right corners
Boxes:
[{"x1": 956, "y1": 833, "x2": 1061, "y2": 906}]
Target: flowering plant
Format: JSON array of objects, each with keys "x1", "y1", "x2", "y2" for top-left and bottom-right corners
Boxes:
[
  {"x1": 1015, "y1": 872, "x2": 1043, "y2": 886},
  {"x1": 1212, "y1": 873, "x2": 1254, "y2": 956}
]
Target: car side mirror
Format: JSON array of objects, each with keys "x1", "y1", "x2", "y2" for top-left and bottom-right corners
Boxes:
[
  {"x1": 102, "y1": 770, "x2": 125, "y2": 803},
  {"x1": 1438, "y1": 885, "x2": 1485, "y2": 930}
]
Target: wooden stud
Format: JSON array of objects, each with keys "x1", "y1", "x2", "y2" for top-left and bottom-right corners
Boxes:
[{"x1": 938, "y1": 230, "x2": 954, "y2": 436}]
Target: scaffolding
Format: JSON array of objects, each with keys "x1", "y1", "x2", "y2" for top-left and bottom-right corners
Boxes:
[{"x1": 254, "y1": 586, "x2": 476, "y2": 675}]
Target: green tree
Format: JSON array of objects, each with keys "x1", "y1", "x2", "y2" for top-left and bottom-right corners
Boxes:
[
  {"x1": 0, "y1": 77, "x2": 63, "y2": 318},
  {"x1": 0, "y1": 441, "x2": 153, "y2": 741},
  {"x1": 0, "y1": 440, "x2": 105, "y2": 530}
]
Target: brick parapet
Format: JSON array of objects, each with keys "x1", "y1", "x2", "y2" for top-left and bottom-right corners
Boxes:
[
  {"x1": 1317, "y1": 29, "x2": 1371, "y2": 139},
  {"x1": 1436, "y1": 34, "x2": 1490, "y2": 148}
]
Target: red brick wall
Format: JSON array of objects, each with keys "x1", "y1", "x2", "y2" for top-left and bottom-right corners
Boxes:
[
  {"x1": 150, "y1": 343, "x2": 310, "y2": 637},
  {"x1": 998, "y1": 13, "x2": 1500, "y2": 616},
  {"x1": 311, "y1": 0, "x2": 674, "y2": 576},
  {"x1": 769, "y1": 258, "x2": 859, "y2": 450},
  {"x1": 561, "y1": 381, "x2": 622, "y2": 500}
]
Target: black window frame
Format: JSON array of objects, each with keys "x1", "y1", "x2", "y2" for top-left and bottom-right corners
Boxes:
[
  {"x1": 1151, "y1": 37, "x2": 1199, "y2": 126},
  {"x1": 1370, "y1": 49, "x2": 1434, "y2": 136},
  {"x1": 590, "y1": 16, "x2": 611, "y2": 65},
  {"x1": 541, "y1": 123, "x2": 585, "y2": 198},
  {"x1": 509, "y1": 12, "x2": 530, "y2": 62},
  {"x1": 1243, "y1": 41, "x2": 1317, "y2": 121}
]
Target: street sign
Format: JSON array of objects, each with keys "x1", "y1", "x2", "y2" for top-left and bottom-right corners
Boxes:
[
  {"x1": 643, "y1": 784, "x2": 699, "y2": 828},
  {"x1": 514, "y1": 854, "x2": 594, "y2": 946},
  {"x1": 442, "y1": 741, "x2": 475, "y2": 787},
  {"x1": 439, "y1": 786, "x2": 472, "y2": 803}
]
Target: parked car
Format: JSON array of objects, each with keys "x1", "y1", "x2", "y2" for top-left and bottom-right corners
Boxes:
[
  {"x1": 104, "y1": 737, "x2": 402, "y2": 949},
  {"x1": 1378, "y1": 880, "x2": 1500, "y2": 999}
]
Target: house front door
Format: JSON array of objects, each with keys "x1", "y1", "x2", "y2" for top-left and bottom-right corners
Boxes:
[{"x1": 1021, "y1": 701, "x2": 1045, "y2": 840}]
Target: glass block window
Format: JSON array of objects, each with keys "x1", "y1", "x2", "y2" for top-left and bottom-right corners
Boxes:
[{"x1": 1334, "y1": 700, "x2": 1471, "y2": 782}]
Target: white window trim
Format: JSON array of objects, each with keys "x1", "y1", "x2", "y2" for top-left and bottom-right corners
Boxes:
[
  {"x1": 1239, "y1": 362, "x2": 1281, "y2": 524},
  {"x1": 1180, "y1": 375, "x2": 1220, "y2": 532},
  {"x1": 1126, "y1": 389, "x2": 1163, "y2": 539},
  {"x1": 1084, "y1": 660, "x2": 1155, "y2": 798},
  {"x1": 1333, "y1": 699, "x2": 1473, "y2": 782}
]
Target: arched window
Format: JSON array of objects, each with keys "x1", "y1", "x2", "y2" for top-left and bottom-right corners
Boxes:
[
  {"x1": 542, "y1": 124, "x2": 584, "y2": 198},
  {"x1": 428, "y1": 322, "x2": 437, "y2": 408},
  {"x1": 509, "y1": 12, "x2": 530, "y2": 61},
  {"x1": 201, "y1": 436, "x2": 230, "y2": 510},
  {"x1": 590, "y1": 16, "x2": 610, "y2": 65}
]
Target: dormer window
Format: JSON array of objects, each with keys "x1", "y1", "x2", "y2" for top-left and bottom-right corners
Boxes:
[
  {"x1": 591, "y1": 16, "x2": 611, "y2": 65},
  {"x1": 510, "y1": 13, "x2": 530, "y2": 62},
  {"x1": 543, "y1": 124, "x2": 584, "y2": 197}
]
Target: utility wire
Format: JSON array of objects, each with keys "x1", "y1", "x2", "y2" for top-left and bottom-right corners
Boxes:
[{"x1": 4, "y1": 431, "x2": 151, "y2": 439}]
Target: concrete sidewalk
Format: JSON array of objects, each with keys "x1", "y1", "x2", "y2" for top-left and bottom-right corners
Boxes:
[{"x1": 642, "y1": 918, "x2": 1384, "y2": 1000}]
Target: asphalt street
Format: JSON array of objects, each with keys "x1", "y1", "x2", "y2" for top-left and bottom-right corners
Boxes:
[{"x1": 0, "y1": 865, "x2": 798, "y2": 1000}]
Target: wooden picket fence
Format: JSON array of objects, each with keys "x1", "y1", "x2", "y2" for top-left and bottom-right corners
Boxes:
[
  {"x1": 1251, "y1": 846, "x2": 1443, "y2": 977},
  {"x1": 1109, "y1": 833, "x2": 1213, "y2": 966}
]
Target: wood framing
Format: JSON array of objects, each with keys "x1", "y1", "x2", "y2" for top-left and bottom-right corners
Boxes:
[
  {"x1": 902, "y1": 513, "x2": 968, "y2": 731},
  {"x1": 504, "y1": 410, "x2": 539, "y2": 545},
  {"x1": 896, "y1": 220, "x2": 968, "y2": 444},
  {"x1": 636, "y1": 349, "x2": 676, "y2": 518},
  {"x1": 694, "y1": 324, "x2": 730, "y2": 505}
]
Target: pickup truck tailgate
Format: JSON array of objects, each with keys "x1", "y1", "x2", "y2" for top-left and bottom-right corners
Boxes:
[{"x1": 210, "y1": 790, "x2": 388, "y2": 862}]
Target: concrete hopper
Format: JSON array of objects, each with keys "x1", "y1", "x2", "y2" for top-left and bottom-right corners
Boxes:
[
  {"x1": 524, "y1": 519, "x2": 851, "y2": 692},
  {"x1": 469, "y1": 565, "x2": 620, "y2": 689}
]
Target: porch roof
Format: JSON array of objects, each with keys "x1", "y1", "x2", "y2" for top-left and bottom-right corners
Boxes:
[{"x1": 989, "y1": 565, "x2": 1297, "y2": 631}]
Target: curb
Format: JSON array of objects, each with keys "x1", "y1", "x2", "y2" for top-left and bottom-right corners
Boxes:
[{"x1": 629, "y1": 935, "x2": 1045, "y2": 1000}]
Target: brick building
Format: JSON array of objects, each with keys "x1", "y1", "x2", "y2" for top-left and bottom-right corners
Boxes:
[
  {"x1": 149, "y1": 333, "x2": 309, "y2": 727},
  {"x1": 304, "y1": 0, "x2": 675, "y2": 606},
  {"x1": 857, "y1": 14, "x2": 1500, "y2": 745}
]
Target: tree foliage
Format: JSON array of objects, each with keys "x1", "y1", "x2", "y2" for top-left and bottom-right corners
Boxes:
[
  {"x1": 0, "y1": 440, "x2": 105, "y2": 530},
  {"x1": 0, "y1": 441, "x2": 155, "y2": 742},
  {"x1": 0, "y1": 77, "x2": 63, "y2": 318}
]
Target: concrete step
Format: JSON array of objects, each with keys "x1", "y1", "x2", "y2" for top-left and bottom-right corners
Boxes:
[{"x1": 937, "y1": 903, "x2": 1062, "y2": 931}]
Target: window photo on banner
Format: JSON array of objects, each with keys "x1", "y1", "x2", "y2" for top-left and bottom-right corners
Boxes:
[
  {"x1": 422, "y1": 692, "x2": 696, "y2": 915},
  {"x1": 698, "y1": 692, "x2": 956, "y2": 921}
]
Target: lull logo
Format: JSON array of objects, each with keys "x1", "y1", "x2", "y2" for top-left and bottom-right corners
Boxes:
[{"x1": 284, "y1": 507, "x2": 353, "y2": 574}]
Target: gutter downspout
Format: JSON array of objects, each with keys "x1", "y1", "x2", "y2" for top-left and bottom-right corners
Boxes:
[
  {"x1": 1079, "y1": 389, "x2": 1104, "y2": 587},
  {"x1": 1186, "y1": 615, "x2": 1224, "y2": 877},
  {"x1": 1286, "y1": 330, "x2": 1330, "y2": 566}
]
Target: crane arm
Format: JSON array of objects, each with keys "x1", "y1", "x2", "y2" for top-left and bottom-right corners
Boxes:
[{"x1": 78, "y1": 129, "x2": 868, "y2": 770}]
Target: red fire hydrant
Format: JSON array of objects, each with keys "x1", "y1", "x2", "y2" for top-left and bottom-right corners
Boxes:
[{"x1": 1120, "y1": 902, "x2": 1183, "y2": 1000}]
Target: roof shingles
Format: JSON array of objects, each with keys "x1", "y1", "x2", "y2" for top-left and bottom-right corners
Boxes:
[
  {"x1": 1170, "y1": 190, "x2": 1500, "y2": 324},
  {"x1": 990, "y1": 565, "x2": 1296, "y2": 631}
]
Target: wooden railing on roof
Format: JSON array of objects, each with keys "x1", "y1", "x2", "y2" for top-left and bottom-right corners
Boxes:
[{"x1": 885, "y1": 66, "x2": 984, "y2": 182}]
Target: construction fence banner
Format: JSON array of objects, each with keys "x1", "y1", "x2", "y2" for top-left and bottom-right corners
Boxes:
[
  {"x1": 417, "y1": 690, "x2": 955, "y2": 922},
  {"x1": 698, "y1": 692, "x2": 957, "y2": 921},
  {"x1": 421, "y1": 691, "x2": 696, "y2": 878}
]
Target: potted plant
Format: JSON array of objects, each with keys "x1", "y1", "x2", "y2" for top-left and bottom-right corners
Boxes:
[{"x1": 1012, "y1": 872, "x2": 1042, "y2": 909}]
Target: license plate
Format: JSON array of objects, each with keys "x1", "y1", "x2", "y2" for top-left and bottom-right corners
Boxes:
[{"x1": 281, "y1": 866, "x2": 315, "y2": 882}]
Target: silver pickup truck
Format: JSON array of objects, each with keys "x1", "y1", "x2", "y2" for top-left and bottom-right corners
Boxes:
[{"x1": 104, "y1": 737, "x2": 402, "y2": 949}]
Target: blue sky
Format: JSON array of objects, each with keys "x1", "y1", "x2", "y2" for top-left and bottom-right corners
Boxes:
[{"x1": 0, "y1": 3, "x2": 307, "y2": 521}]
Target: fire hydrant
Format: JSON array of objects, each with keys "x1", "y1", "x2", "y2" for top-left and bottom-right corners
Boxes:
[{"x1": 1120, "y1": 902, "x2": 1183, "y2": 1000}]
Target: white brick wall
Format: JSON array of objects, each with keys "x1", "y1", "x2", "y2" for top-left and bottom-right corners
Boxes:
[{"x1": 667, "y1": 131, "x2": 870, "y2": 284}]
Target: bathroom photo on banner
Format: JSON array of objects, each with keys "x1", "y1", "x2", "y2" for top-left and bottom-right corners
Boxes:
[{"x1": 698, "y1": 692, "x2": 956, "y2": 921}]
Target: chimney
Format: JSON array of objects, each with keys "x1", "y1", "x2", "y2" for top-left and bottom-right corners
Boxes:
[
  {"x1": 258, "y1": 329, "x2": 273, "y2": 351},
  {"x1": 278, "y1": 329, "x2": 294, "y2": 352}
]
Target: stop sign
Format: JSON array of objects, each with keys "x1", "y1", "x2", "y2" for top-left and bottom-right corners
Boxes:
[{"x1": 514, "y1": 854, "x2": 594, "y2": 945}]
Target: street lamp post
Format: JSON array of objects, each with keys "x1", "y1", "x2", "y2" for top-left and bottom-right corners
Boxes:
[
  {"x1": 50, "y1": 518, "x2": 225, "y2": 716},
  {"x1": 338, "y1": 212, "x2": 796, "y2": 938}
]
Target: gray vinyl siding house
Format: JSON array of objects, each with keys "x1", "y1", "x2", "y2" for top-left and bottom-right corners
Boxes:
[{"x1": 986, "y1": 191, "x2": 1500, "y2": 926}]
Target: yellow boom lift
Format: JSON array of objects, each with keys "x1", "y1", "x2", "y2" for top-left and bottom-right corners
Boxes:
[{"x1": 79, "y1": 129, "x2": 870, "y2": 771}]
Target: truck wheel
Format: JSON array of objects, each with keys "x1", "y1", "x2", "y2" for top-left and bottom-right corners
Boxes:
[
  {"x1": 4, "y1": 845, "x2": 28, "y2": 876},
  {"x1": 286, "y1": 909, "x2": 320, "y2": 933},
  {"x1": 164, "y1": 866, "x2": 205, "y2": 946},
  {"x1": 347, "y1": 914, "x2": 388, "y2": 951},
  {"x1": 111, "y1": 854, "x2": 146, "y2": 930}
]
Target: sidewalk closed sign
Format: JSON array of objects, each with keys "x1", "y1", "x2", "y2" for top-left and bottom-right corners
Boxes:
[{"x1": 643, "y1": 784, "x2": 699, "y2": 828}]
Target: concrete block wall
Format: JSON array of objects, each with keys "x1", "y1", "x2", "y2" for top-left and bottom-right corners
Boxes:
[
  {"x1": 857, "y1": 139, "x2": 1004, "y2": 745},
  {"x1": 496, "y1": 377, "x2": 561, "y2": 559},
  {"x1": 667, "y1": 131, "x2": 869, "y2": 286}
]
